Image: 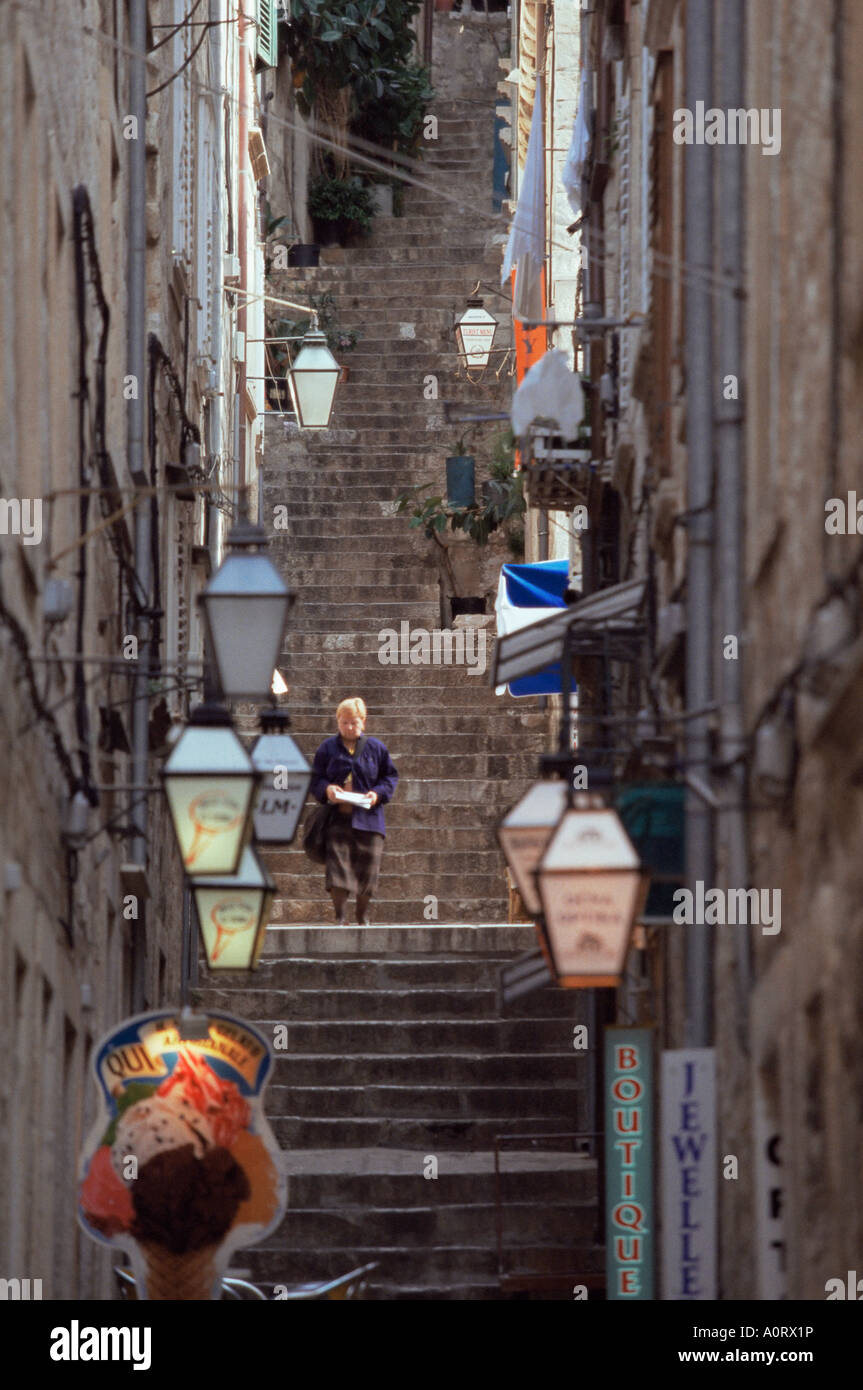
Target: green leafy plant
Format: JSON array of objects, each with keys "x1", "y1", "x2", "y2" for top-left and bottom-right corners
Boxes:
[
  {"x1": 308, "y1": 174, "x2": 375, "y2": 231},
  {"x1": 354, "y1": 61, "x2": 435, "y2": 159},
  {"x1": 269, "y1": 292, "x2": 361, "y2": 363},
  {"x1": 395, "y1": 430, "x2": 525, "y2": 555},
  {"x1": 286, "y1": 0, "x2": 422, "y2": 114}
]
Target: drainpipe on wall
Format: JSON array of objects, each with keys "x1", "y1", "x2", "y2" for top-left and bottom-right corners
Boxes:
[
  {"x1": 683, "y1": 0, "x2": 715, "y2": 1049},
  {"x1": 237, "y1": 1, "x2": 250, "y2": 517},
  {"x1": 128, "y1": 0, "x2": 150, "y2": 1013},
  {"x1": 208, "y1": 0, "x2": 225, "y2": 565},
  {"x1": 716, "y1": 0, "x2": 750, "y2": 1042}
]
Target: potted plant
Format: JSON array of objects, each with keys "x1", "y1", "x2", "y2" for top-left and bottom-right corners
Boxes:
[
  {"x1": 445, "y1": 436, "x2": 476, "y2": 510},
  {"x1": 395, "y1": 430, "x2": 525, "y2": 558},
  {"x1": 308, "y1": 174, "x2": 376, "y2": 246}
]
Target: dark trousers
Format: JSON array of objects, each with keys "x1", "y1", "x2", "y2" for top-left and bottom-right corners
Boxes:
[{"x1": 325, "y1": 816, "x2": 384, "y2": 899}]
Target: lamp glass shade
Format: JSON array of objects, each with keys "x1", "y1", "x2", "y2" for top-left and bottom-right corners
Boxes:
[
  {"x1": 192, "y1": 847, "x2": 276, "y2": 970},
  {"x1": 497, "y1": 779, "x2": 569, "y2": 915},
  {"x1": 286, "y1": 328, "x2": 340, "y2": 429},
  {"x1": 251, "y1": 728, "x2": 312, "y2": 844},
  {"x1": 455, "y1": 300, "x2": 497, "y2": 369},
  {"x1": 537, "y1": 806, "x2": 647, "y2": 986},
  {"x1": 201, "y1": 550, "x2": 292, "y2": 701},
  {"x1": 162, "y1": 720, "x2": 259, "y2": 876}
]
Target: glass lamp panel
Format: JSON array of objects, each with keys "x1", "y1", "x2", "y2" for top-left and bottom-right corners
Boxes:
[
  {"x1": 541, "y1": 806, "x2": 640, "y2": 872},
  {"x1": 539, "y1": 868, "x2": 644, "y2": 979},
  {"x1": 164, "y1": 775, "x2": 255, "y2": 875},
  {"x1": 203, "y1": 551, "x2": 291, "y2": 700},
  {"x1": 456, "y1": 305, "x2": 497, "y2": 368},
  {"x1": 192, "y1": 848, "x2": 274, "y2": 970},
  {"x1": 251, "y1": 732, "x2": 313, "y2": 844},
  {"x1": 287, "y1": 332, "x2": 339, "y2": 428},
  {"x1": 498, "y1": 781, "x2": 569, "y2": 914},
  {"x1": 162, "y1": 723, "x2": 257, "y2": 875}
]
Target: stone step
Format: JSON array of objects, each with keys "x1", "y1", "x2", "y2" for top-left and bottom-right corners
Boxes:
[
  {"x1": 269, "y1": 1114, "x2": 581, "y2": 1150},
  {"x1": 249, "y1": 953, "x2": 527, "y2": 987},
  {"x1": 262, "y1": 1200, "x2": 593, "y2": 1249},
  {"x1": 269, "y1": 1049, "x2": 583, "y2": 1087},
  {"x1": 242, "y1": 1240, "x2": 598, "y2": 1291},
  {"x1": 286, "y1": 1164, "x2": 595, "y2": 1208},
  {"x1": 264, "y1": 1081, "x2": 581, "y2": 1119},
  {"x1": 231, "y1": 1012, "x2": 569, "y2": 1052},
  {"x1": 281, "y1": 725, "x2": 540, "y2": 747},
  {"x1": 203, "y1": 983, "x2": 573, "y2": 1023},
  {"x1": 263, "y1": 848, "x2": 508, "y2": 877},
  {"x1": 260, "y1": 925, "x2": 536, "y2": 954},
  {"x1": 269, "y1": 900, "x2": 508, "y2": 926}
]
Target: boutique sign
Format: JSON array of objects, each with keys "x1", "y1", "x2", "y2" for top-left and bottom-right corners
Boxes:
[{"x1": 604, "y1": 1027, "x2": 654, "y2": 1299}]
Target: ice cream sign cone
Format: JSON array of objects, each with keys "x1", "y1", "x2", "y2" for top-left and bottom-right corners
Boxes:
[{"x1": 78, "y1": 1010, "x2": 286, "y2": 1300}]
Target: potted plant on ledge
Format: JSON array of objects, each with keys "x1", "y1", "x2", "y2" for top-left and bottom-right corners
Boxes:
[{"x1": 308, "y1": 174, "x2": 376, "y2": 247}]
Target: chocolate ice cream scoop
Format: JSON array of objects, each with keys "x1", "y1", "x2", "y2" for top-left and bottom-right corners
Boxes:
[{"x1": 130, "y1": 1144, "x2": 250, "y2": 1255}]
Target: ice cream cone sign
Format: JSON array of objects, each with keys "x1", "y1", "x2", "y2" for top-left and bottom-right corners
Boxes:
[{"x1": 78, "y1": 1010, "x2": 286, "y2": 1299}]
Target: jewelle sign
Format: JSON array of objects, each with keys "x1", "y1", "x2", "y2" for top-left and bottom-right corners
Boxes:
[{"x1": 660, "y1": 1049, "x2": 717, "y2": 1299}]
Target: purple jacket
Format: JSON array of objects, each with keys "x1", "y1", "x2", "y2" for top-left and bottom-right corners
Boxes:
[{"x1": 310, "y1": 734, "x2": 399, "y2": 837}]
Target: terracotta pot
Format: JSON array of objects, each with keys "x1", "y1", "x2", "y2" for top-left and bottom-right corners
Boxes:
[
  {"x1": 339, "y1": 366, "x2": 350, "y2": 384},
  {"x1": 435, "y1": 0, "x2": 456, "y2": 10}
]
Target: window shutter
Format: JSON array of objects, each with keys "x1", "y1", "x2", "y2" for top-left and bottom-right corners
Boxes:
[{"x1": 257, "y1": 0, "x2": 278, "y2": 69}]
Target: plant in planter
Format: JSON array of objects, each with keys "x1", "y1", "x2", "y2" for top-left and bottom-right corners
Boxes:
[
  {"x1": 395, "y1": 429, "x2": 525, "y2": 557},
  {"x1": 308, "y1": 173, "x2": 376, "y2": 245}
]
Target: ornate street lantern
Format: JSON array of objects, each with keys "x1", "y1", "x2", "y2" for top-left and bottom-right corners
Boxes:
[
  {"x1": 455, "y1": 295, "x2": 498, "y2": 371},
  {"x1": 497, "y1": 778, "x2": 569, "y2": 915},
  {"x1": 191, "y1": 845, "x2": 276, "y2": 971},
  {"x1": 162, "y1": 704, "x2": 259, "y2": 876},
  {"x1": 535, "y1": 795, "x2": 649, "y2": 987},
  {"x1": 286, "y1": 322, "x2": 340, "y2": 428},
  {"x1": 250, "y1": 708, "x2": 312, "y2": 845},
  {"x1": 200, "y1": 520, "x2": 294, "y2": 702}
]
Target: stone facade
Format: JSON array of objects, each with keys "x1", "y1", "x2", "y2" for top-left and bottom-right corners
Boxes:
[
  {"x1": 0, "y1": 1, "x2": 274, "y2": 1296},
  {"x1": 568, "y1": 0, "x2": 863, "y2": 1300}
]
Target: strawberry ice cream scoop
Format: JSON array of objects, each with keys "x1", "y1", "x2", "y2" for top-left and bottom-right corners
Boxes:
[
  {"x1": 158, "y1": 1048, "x2": 250, "y2": 1148},
  {"x1": 111, "y1": 1096, "x2": 214, "y2": 1185}
]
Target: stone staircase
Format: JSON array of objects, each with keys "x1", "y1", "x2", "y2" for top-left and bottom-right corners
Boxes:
[
  {"x1": 261, "y1": 70, "x2": 534, "y2": 925},
  {"x1": 199, "y1": 16, "x2": 601, "y2": 1300},
  {"x1": 197, "y1": 927, "x2": 599, "y2": 1301}
]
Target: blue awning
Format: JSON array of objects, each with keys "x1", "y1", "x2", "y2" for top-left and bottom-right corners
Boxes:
[{"x1": 495, "y1": 559, "x2": 572, "y2": 696}]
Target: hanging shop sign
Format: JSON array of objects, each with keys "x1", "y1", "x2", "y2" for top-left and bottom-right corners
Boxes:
[
  {"x1": 660, "y1": 1049, "x2": 717, "y2": 1299},
  {"x1": 604, "y1": 1026, "x2": 654, "y2": 1299},
  {"x1": 78, "y1": 1009, "x2": 286, "y2": 1300}
]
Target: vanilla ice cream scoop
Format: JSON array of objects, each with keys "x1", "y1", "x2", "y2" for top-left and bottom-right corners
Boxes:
[{"x1": 111, "y1": 1096, "x2": 214, "y2": 1185}]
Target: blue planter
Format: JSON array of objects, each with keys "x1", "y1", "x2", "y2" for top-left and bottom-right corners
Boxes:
[{"x1": 446, "y1": 455, "x2": 476, "y2": 509}]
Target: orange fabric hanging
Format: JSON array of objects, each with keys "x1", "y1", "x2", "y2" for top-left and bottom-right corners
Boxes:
[{"x1": 512, "y1": 266, "x2": 548, "y2": 469}]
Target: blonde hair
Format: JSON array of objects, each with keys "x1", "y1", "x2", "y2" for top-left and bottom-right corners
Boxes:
[{"x1": 336, "y1": 697, "x2": 367, "y2": 721}]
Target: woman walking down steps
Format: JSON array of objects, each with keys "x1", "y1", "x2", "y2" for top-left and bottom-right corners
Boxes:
[{"x1": 310, "y1": 698, "x2": 399, "y2": 926}]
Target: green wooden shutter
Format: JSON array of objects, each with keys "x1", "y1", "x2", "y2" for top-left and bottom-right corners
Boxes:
[{"x1": 257, "y1": 0, "x2": 278, "y2": 69}]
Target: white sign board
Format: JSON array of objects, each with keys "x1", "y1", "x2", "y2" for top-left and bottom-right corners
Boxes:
[{"x1": 661, "y1": 1048, "x2": 717, "y2": 1299}]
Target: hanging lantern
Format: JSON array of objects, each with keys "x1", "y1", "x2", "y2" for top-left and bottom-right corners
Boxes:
[
  {"x1": 250, "y1": 708, "x2": 312, "y2": 845},
  {"x1": 286, "y1": 323, "x2": 340, "y2": 429},
  {"x1": 191, "y1": 846, "x2": 276, "y2": 971},
  {"x1": 535, "y1": 796, "x2": 649, "y2": 988},
  {"x1": 497, "y1": 778, "x2": 569, "y2": 915},
  {"x1": 200, "y1": 521, "x2": 294, "y2": 702},
  {"x1": 455, "y1": 296, "x2": 497, "y2": 370},
  {"x1": 162, "y1": 704, "x2": 259, "y2": 877}
]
